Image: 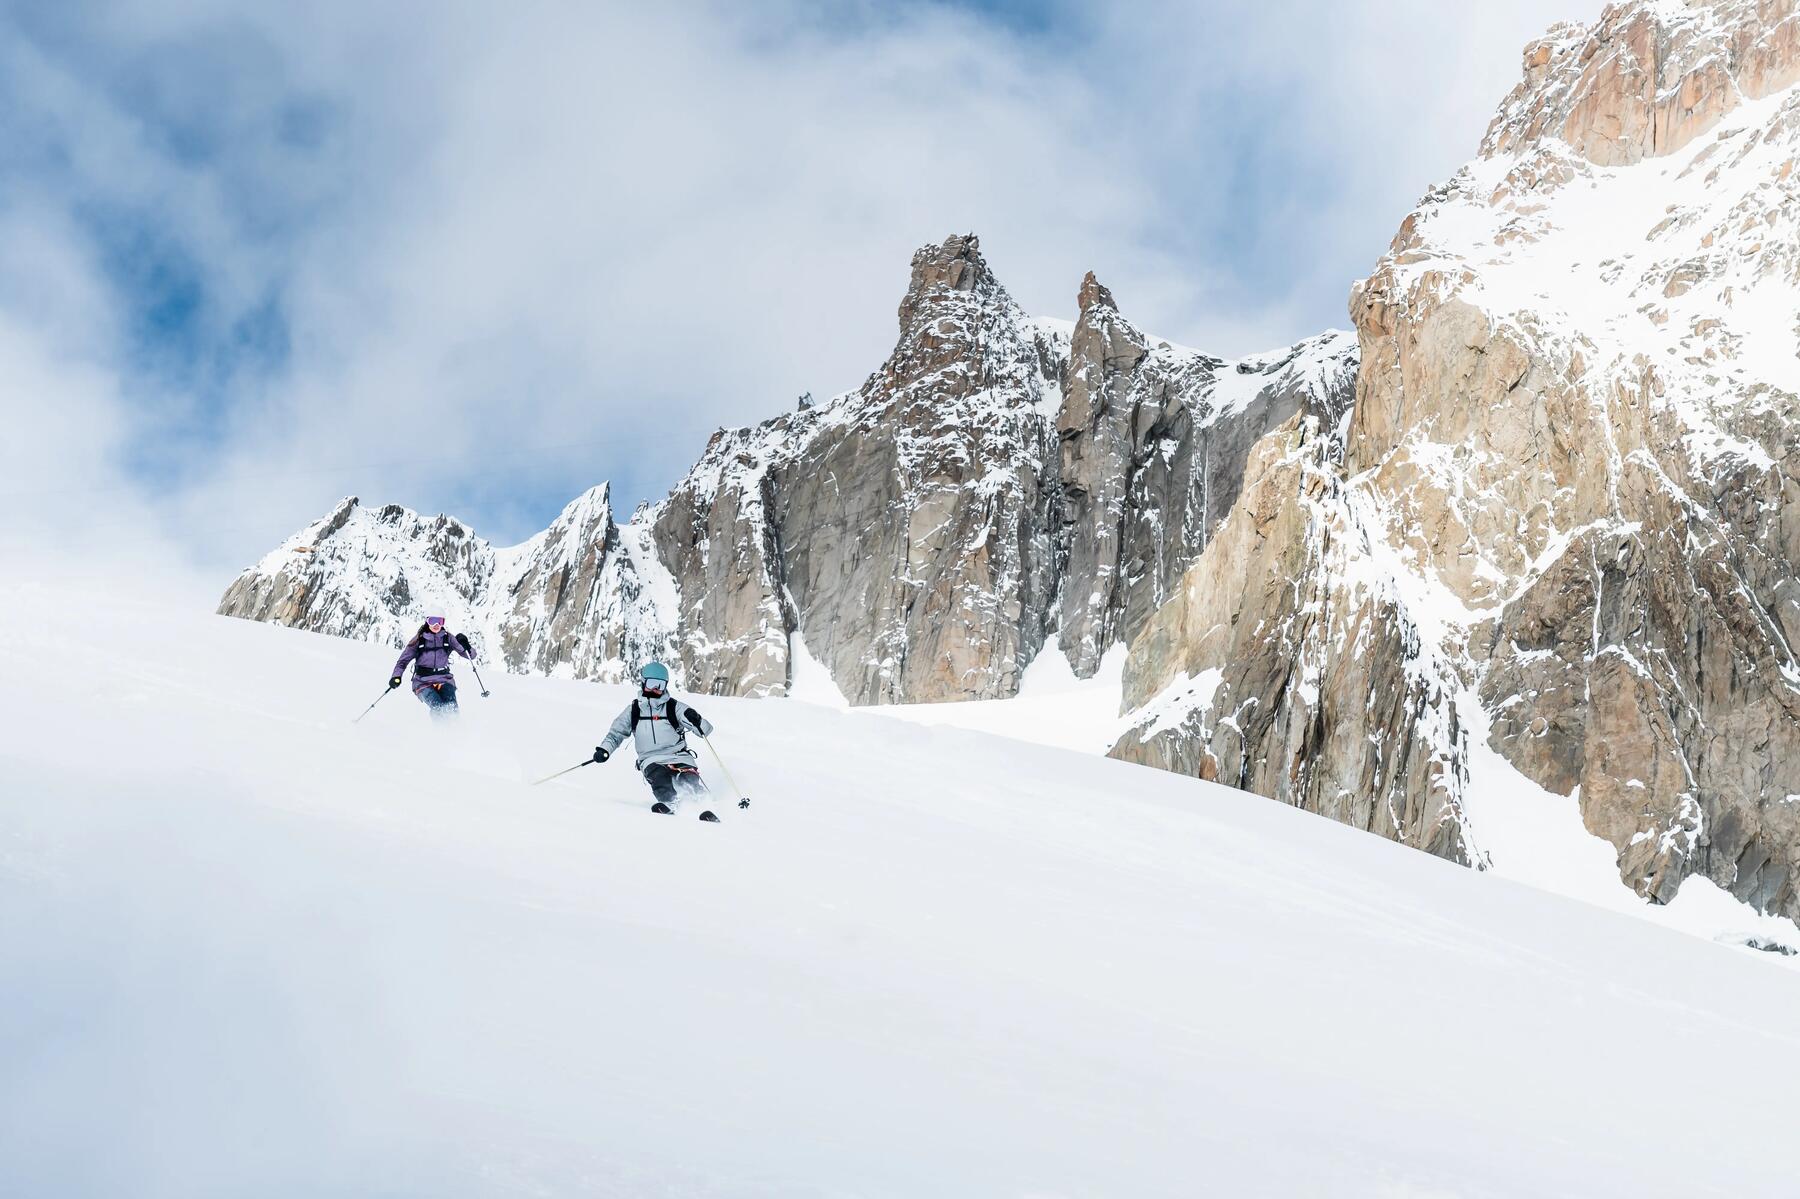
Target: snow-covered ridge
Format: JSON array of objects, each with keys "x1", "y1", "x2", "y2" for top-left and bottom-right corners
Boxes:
[
  {"x1": 220, "y1": 484, "x2": 677, "y2": 686},
  {"x1": 223, "y1": 235, "x2": 1355, "y2": 710}
]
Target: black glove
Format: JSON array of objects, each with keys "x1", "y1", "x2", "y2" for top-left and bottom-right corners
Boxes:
[
  {"x1": 684, "y1": 706, "x2": 705, "y2": 729},
  {"x1": 388, "y1": 676, "x2": 403, "y2": 689},
  {"x1": 592, "y1": 746, "x2": 610, "y2": 764},
  {"x1": 455, "y1": 632, "x2": 472, "y2": 653},
  {"x1": 737, "y1": 797, "x2": 751, "y2": 809}
]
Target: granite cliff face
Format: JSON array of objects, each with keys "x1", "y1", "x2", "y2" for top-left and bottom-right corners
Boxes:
[
  {"x1": 1114, "y1": 415, "x2": 1473, "y2": 863},
  {"x1": 649, "y1": 234, "x2": 1067, "y2": 704},
  {"x1": 1115, "y1": 0, "x2": 1800, "y2": 905},
  {"x1": 222, "y1": 235, "x2": 1352, "y2": 707},
  {"x1": 1055, "y1": 274, "x2": 1355, "y2": 679}
]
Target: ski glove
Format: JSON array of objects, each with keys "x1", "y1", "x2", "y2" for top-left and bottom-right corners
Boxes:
[
  {"x1": 684, "y1": 706, "x2": 705, "y2": 729},
  {"x1": 388, "y1": 676, "x2": 403, "y2": 689},
  {"x1": 592, "y1": 746, "x2": 610, "y2": 764},
  {"x1": 455, "y1": 632, "x2": 472, "y2": 653}
]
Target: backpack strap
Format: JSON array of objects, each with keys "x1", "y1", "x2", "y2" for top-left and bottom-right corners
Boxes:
[
  {"x1": 629, "y1": 697, "x2": 685, "y2": 746},
  {"x1": 413, "y1": 631, "x2": 452, "y2": 676}
]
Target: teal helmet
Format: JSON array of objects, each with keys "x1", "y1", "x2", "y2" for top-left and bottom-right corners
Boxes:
[{"x1": 640, "y1": 661, "x2": 671, "y2": 693}]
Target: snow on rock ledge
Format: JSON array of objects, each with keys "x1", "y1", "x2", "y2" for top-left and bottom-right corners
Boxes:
[{"x1": 1115, "y1": 0, "x2": 1800, "y2": 911}]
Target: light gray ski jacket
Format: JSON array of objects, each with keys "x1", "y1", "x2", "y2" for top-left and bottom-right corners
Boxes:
[{"x1": 600, "y1": 694, "x2": 714, "y2": 770}]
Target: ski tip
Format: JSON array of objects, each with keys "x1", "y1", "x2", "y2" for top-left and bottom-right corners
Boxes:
[{"x1": 698, "y1": 810, "x2": 721, "y2": 823}]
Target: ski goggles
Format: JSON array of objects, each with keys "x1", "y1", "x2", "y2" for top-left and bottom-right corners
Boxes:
[
  {"x1": 642, "y1": 681, "x2": 666, "y2": 695},
  {"x1": 425, "y1": 616, "x2": 446, "y2": 628}
]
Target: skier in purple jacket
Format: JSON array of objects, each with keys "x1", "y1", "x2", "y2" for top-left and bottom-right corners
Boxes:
[{"x1": 389, "y1": 615, "x2": 476, "y2": 718}]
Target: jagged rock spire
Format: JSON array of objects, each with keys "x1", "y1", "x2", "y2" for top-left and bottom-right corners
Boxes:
[{"x1": 1076, "y1": 270, "x2": 1118, "y2": 315}]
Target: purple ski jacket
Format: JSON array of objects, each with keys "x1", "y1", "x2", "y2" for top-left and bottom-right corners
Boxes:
[{"x1": 393, "y1": 627, "x2": 475, "y2": 695}]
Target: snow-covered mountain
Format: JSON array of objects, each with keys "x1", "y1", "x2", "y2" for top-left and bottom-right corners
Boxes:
[
  {"x1": 10, "y1": 578, "x2": 1800, "y2": 1197},
  {"x1": 1116, "y1": 0, "x2": 1800, "y2": 909},
  {"x1": 218, "y1": 483, "x2": 678, "y2": 684},
  {"x1": 221, "y1": 234, "x2": 1353, "y2": 704},
  {"x1": 220, "y1": 0, "x2": 1800, "y2": 919}
]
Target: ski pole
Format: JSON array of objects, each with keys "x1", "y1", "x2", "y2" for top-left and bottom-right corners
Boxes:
[
  {"x1": 353, "y1": 685, "x2": 396, "y2": 724},
  {"x1": 531, "y1": 759, "x2": 594, "y2": 786},
  {"x1": 471, "y1": 661, "x2": 491, "y2": 697},
  {"x1": 698, "y1": 733, "x2": 750, "y2": 809}
]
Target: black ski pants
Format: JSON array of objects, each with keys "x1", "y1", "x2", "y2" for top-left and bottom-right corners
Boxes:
[{"x1": 643, "y1": 761, "x2": 708, "y2": 806}]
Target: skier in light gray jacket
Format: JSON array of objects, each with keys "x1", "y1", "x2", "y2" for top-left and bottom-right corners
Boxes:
[{"x1": 592, "y1": 661, "x2": 721, "y2": 818}]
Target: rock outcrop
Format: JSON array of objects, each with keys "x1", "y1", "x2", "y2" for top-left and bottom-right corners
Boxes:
[
  {"x1": 1486, "y1": 0, "x2": 1800, "y2": 167},
  {"x1": 224, "y1": 235, "x2": 1351, "y2": 707},
  {"x1": 1113, "y1": 415, "x2": 1473, "y2": 861},
  {"x1": 651, "y1": 234, "x2": 1067, "y2": 704},
  {"x1": 1056, "y1": 273, "x2": 1355, "y2": 677},
  {"x1": 217, "y1": 484, "x2": 675, "y2": 684},
  {"x1": 1113, "y1": 0, "x2": 1800, "y2": 908}
]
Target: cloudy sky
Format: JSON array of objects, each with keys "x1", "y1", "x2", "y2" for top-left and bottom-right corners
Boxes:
[{"x1": 1, "y1": 0, "x2": 1598, "y2": 577}]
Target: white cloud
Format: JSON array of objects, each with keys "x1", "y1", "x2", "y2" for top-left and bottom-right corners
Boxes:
[{"x1": 0, "y1": 0, "x2": 1604, "y2": 575}]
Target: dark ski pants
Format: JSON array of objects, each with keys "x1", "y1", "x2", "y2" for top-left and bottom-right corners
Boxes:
[
  {"x1": 416, "y1": 680, "x2": 459, "y2": 718},
  {"x1": 643, "y1": 762, "x2": 708, "y2": 808}
]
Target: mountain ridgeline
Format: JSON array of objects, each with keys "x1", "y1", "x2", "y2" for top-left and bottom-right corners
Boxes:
[
  {"x1": 220, "y1": 234, "x2": 1355, "y2": 710},
  {"x1": 223, "y1": 0, "x2": 1800, "y2": 919}
]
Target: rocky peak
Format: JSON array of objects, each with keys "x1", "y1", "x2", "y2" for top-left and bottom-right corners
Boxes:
[
  {"x1": 316, "y1": 495, "x2": 361, "y2": 540},
  {"x1": 1069, "y1": 271, "x2": 1147, "y2": 370},
  {"x1": 903, "y1": 232, "x2": 988, "y2": 302},
  {"x1": 1077, "y1": 270, "x2": 1119, "y2": 315},
  {"x1": 886, "y1": 232, "x2": 1052, "y2": 399},
  {"x1": 1055, "y1": 261, "x2": 1357, "y2": 678},
  {"x1": 1484, "y1": 0, "x2": 1800, "y2": 166}
]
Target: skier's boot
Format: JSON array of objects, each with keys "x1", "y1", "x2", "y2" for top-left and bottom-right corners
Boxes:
[
  {"x1": 698, "y1": 810, "x2": 720, "y2": 823},
  {"x1": 651, "y1": 801, "x2": 674, "y2": 815}
]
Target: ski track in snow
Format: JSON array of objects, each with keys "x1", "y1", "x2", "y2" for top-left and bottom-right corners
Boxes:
[{"x1": 5, "y1": 580, "x2": 1800, "y2": 1197}]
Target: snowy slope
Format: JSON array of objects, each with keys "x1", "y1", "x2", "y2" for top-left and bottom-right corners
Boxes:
[{"x1": 6, "y1": 581, "x2": 1800, "y2": 1198}]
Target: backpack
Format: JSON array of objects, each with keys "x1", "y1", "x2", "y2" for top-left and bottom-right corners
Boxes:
[
  {"x1": 411, "y1": 628, "x2": 454, "y2": 677},
  {"x1": 629, "y1": 696, "x2": 687, "y2": 747}
]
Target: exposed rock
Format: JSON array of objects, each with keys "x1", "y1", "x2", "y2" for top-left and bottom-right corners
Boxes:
[
  {"x1": 634, "y1": 234, "x2": 1064, "y2": 701},
  {"x1": 1112, "y1": 416, "x2": 1474, "y2": 863},
  {"x1": 223, "y1": 231, "x2": 1355, "y2": 709},
  {"x1": 1486, "y1": 0, "x2": 1800, "y2": 167},
  {"x1": 1116, "y1": 0, "x2": 1800, "y2": 914},
  {"x1": 1055, "y1": 271, "x2": 1356, "y2": 677}
]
